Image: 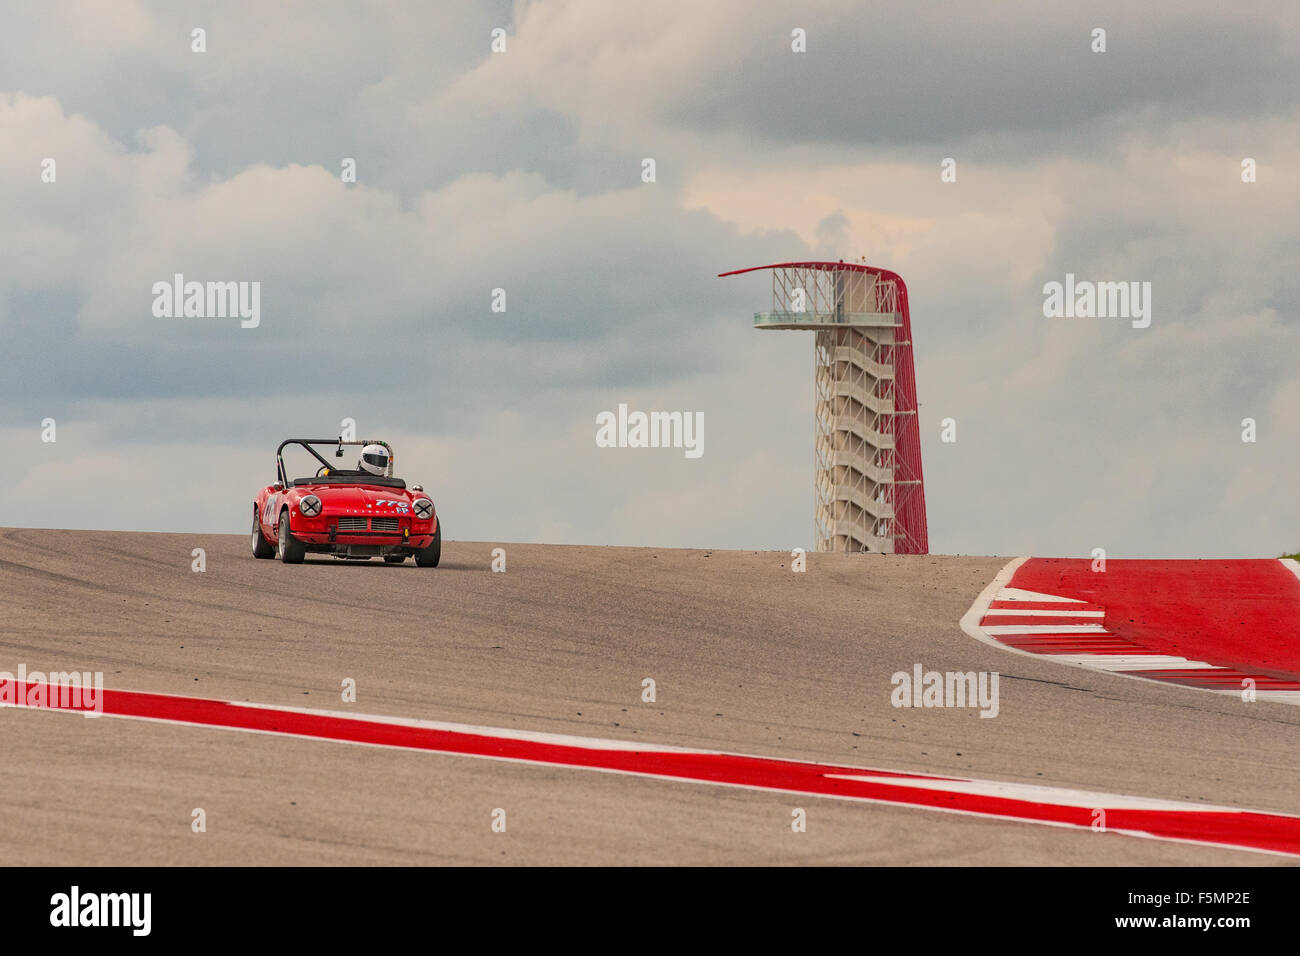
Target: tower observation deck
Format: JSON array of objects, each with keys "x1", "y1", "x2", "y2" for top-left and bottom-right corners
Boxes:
[{"x1": 720, "y1": 261, "x2": 928, "y2": 555}]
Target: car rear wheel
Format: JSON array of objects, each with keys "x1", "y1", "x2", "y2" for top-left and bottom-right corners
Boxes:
[
  {"x1": 415, "y1": 524, "x2": 441, "y2": 568},
  {"x1": 251, "y1": 509, "x2": 275, "y2": 559},
  {"x1": 277, "y1": 510, "x2": 306, "y2": 564}
]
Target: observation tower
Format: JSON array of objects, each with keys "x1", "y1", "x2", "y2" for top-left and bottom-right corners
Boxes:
[{"x1": 719, "y1": 261, "x2": 928, "y2": 554}]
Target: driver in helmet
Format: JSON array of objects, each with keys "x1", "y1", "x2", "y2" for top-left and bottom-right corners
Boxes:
[{"x1": 358, "y1": 443, "x2": 390, "y2": 477}]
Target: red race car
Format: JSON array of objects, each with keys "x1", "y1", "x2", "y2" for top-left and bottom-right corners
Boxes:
[{"x1": 251, "y1": 438, "x2": 441, "y2": 566}]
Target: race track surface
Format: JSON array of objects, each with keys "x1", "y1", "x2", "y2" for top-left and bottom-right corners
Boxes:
[{"x1": 1, "y1": 527, "x2": 1296, "y2": 865}]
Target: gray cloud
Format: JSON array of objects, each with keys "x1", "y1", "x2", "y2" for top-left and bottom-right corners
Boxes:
[{"x1": 669, "y1": 3, "x2": 1300, "y2": 151}]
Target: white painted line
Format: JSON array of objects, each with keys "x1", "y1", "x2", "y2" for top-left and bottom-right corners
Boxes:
[
  {"x1": 1256, "y1": 691, "x2": 1300, "y2": 703},
  {"x1": 823, "y1": 774, "x2": 1242, "y2": 812},
  {"x1": 982, "y1": 608, "x2": 1105, "y2": 618},
  {"x1": 959, "y1": 557, "x2": 1027, "y2": 649},
  {"x1": 995, "y1": 586, "x2": 1084, "y2": 603},
  {"x1": 1048, "y1": 655, "x2": 1220, "y2": 672},
  {"x1": 982, "y1": 624, "x2": 1109, "y2": 635},
  {"x1": 1280, "y1": 557, "x2": 1300, "y2": 585},
  {"x1": 230, "y1": 700, "x2": 719, "y2": 754}
]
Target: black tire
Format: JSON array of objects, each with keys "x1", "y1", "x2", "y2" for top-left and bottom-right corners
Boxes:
[
  {"x1": 383, "y1": 555, "x2": 406, "y2": 564},
  {"x1": 277, "y1": 510, "x2": 306, "y2": 564},
  {"x1": 251, "y1": 509, "x2": 275, "y2": 559},
  {"x1": 415, "y1": 524, "x2": 441, "y2": 567}
]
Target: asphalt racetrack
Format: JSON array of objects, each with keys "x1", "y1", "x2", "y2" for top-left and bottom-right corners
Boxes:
[{"x1": 1, "y1": 527, "x2": 1296, "y2": 865}]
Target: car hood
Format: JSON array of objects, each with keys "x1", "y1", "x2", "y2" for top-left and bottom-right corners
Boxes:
[{"x1": 300, "y1": 485, "x2": 413, "y2": 511}]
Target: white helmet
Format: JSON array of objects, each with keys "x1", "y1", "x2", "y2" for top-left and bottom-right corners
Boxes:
[{"x1": 358, "y1": 444, "x2": 390, "y2": 477}]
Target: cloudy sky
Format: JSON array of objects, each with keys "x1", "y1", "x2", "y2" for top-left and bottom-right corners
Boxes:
[{"x1": 2, "y1": 0, "x2": 1298, "y2": 557}]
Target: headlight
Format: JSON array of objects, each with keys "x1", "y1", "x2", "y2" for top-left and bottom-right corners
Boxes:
[
  {"x1": 299, "y1": 495, "x2": 322, "y2": 517},
  {"x1": 412, "y1": 497, "x2": 434, "y2": 520}
]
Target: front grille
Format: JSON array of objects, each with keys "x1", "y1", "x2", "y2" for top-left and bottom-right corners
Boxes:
[{"x1": 335, "y1": 516, "x2": 401, "y2": 533}]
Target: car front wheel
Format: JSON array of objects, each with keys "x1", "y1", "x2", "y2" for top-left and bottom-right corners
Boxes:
[
  {"x1": 277, "y1": 511, "x2": 306, "y2": 564},
  {"x1": 415, "y1": 524, "x2": 441, "y2": 567},
  {"x1": 251, "y1": 509, "x2": 275, "y2": 559}
]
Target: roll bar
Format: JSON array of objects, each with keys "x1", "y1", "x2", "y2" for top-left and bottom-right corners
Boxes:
[{"x1": 276, "y1": 438, "x2": 395, "y2": 485}]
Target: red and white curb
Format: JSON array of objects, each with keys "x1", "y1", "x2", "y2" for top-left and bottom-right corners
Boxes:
[
  {"x1": 962, "y1": 557, "x2": 1300, "y2": 704},
  {"x1": 4, "y1": 680, "x2": 1300, "y2": 857}
]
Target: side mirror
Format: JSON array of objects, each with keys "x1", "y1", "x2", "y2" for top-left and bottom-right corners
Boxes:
[
  {"x1": 411, "y1": 484, "x2": 423, "y2": 492},
  {"x1": 272, "y1": 481, "x2": 284, "y2": 491}
]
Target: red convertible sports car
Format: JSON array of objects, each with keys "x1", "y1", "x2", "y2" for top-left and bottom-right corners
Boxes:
[{"x1": 252, "y1": 437, "x2": 440, "y2": 566}]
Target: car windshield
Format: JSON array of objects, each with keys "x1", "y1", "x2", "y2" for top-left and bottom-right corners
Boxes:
[{"x1": 279, "y1": 441, "x2": 401, "y2": 486}]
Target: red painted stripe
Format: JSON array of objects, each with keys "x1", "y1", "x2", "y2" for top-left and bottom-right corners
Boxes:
[
  {"x1": 1007, "y1": 559, "x2": 1300, "y2": 678},
  {"x1": 988, "y1": 601, "x2": 1105, "y2": 613},
  {"x1": 997, "y1": 638, "x2": 1139, "y2": 655},
  {"x1": 6, "y1": 681, "x2": 1300, "y2": 857}
]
